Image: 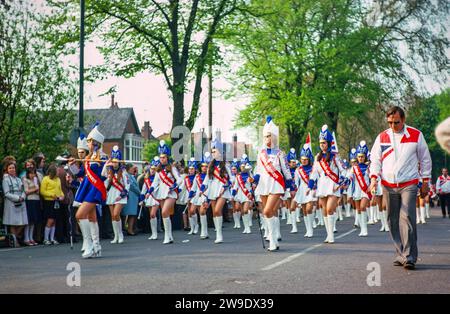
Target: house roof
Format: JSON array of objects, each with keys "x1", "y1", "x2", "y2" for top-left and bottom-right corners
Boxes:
[{"x1": 75, "y1": 107, "x2": 141, "y2": 140}]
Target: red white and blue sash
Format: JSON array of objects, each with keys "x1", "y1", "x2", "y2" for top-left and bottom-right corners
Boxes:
[
  {"x1": 237, "y1": 174, "x2": 252, "y2": 199},
  {"x1": 319, "y1": 158, "x2": 339, "y2": 184},
  {"x1": 353, "y1": 164, "x2": 372, "y2": 199},
  {"x1": 84, "y1": 159, "x2": 107, "y2": 201},
  {"x1": 297, "y1": 166, "x2": 310, "y2": 185},
  {"x1": 260, "y1": 149, "x2": 285, "y2": 189}
]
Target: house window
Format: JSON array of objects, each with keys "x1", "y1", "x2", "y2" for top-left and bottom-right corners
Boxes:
[{"x1": 124, "y1": 134, "x2": 143, "y2": 162}]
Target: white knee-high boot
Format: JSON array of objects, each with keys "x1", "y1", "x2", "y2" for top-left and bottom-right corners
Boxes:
[
  {"x1": 290, "y1": 211, "x2": 298, "y2": 233},
  {"x1": 163, "y1": 217, "x2": 173, "y2": 244},
  {"x1": 267, "y1": 217, "x2": 278, "y2": 251},
  {"x1": 337, "y1": 206, "x2": 343, "y2": 221},
  {"x1": 281, "y1": 207, "x2": 287, "y2": 220},
  {"x1": 379, "y1": 211, "x2": 385, "y2": 232},
  {"x1": 425, "y1": 203, "x2": 430, "y2": 218},
  {"x1": 359, "y1": 211, "x2": 368, "y2": 237},
  {"x1": 214, "y1": 216, "x2": 223, "y2": 243},
  {"x1": 275, "y1": 217, "x2": 281, "y2": 241},
  {"x1": 303, "y1": 213, "x2": 309, "y2": 237},
  {"x1": 233, "y1": 212, "x2": 239, "y2": 228},
  {"x1": 79, "y1": 219, "x2": 94, "y2": 258},
  {"x1": 295, "y1": 207, "x2": 301, "y2": 223},
  {"x1": 200, "y1": 215, "x2": 209, "y2": 239},
  {"x1": 323, "y1": 216, "x2": 330, "y2": 243},
  {"x1": 307, "y1": 213, "x2": 314, "y2": 237},
  {"x1": 117, "y1": 220, "x2": 124, "y2": 243},
  {"x1": 420, "y1": 207, "x2": 426, "y2": 224},
  {"x1": 368, "y1": 206, "x2": 374, "y2": 224},
  {"x1": 286, "y1": 207, "x2": 292, "y2": 225},
  {"x1": 188, "y1": 216, "x2": 195, "y2": 234},
  {"x1": 149, "y1": 218, "x2": 158, "y2": 240},
  {"x1": 354, "y1": 212, "x2": 360, "y2": 227},
  {"x1": 90, "y1": 222, "x2": 101, "y2": 257},
  {"x1": 110, "y1": 221, "x2": 119, "y2": 244},
  {"x1": 345, "y1": 203, "x2": 351, "y2": 217},
  {"x1": 192, "y1": 214, "x2": 199, "y2": 234},
  {"x1": 383, "y1": 211, "x2": 390, "y2": 232},
  {"x1": 242, "y1": 213, "x2": 248, "y2": 234}
]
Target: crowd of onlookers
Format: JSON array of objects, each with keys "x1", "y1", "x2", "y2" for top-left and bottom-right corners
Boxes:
[{"x1": 0, "y1": 153, "x2": 212, "y2": 248}]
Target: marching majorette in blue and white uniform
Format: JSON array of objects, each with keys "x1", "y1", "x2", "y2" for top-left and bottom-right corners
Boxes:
[
  {"x1": 253, "y1": 116, "x2": 293, "y2": 251},
  {"x1": 347, "y1": 148, "x2": 359, "y2": 228},
  {"x1": 148, "y1": 140, "x2": 182, "y2": 244},
  {"x1": 349, "y1": 141, "x2": 372, "y2": 237},
  {"x1": 71, "y1": 133, "x2": 101, "y2": 254},
  {"x1": 286, "y1": 148, "x2": 302, "y2": 227},
  {"x1": 181, "y1": 158, "x2": 199, "y2": 235},
  {"x1": 293, "y1": 143, "x2": 316, "y2": 237},
  {"x1": 202, "y1": 139, "x2": 233, "y2": 244},
  {"x1": 139, "y1": 157, "x2": 161, "y2": 240},
  {"x1": 230, "y1": 158, "x2": 242, "y2": 229},
  {"x1": 233, "y1": 154, "x2": 255, "y2": 234},
  {"x1": 69, "y1": 123, "x2": 108, "y2": 258},
  {"x1": 341, "y1": 159, "x2": 352, "y2": 218},
  {"x1": 102, "y1": 146, "x2": 130, "y2": 244},
  {"x1": 308, "y1": 125, "x2": 349, "y2": 244},
  {"x1": 280, "y1": 149, "x2": 295, "y2": 223},
  {"x1": 189, "y1": 152, "x2": 211, "y2": 239}
]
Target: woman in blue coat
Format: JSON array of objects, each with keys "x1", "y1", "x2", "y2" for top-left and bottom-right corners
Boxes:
[{"x1": 122, "y1": 164, "x2": 140, "y2": 235}]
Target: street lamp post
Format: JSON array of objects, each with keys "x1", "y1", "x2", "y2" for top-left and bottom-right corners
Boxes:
[{"x1": 79, "y1": 0, "x2": 85, "y2": 130}]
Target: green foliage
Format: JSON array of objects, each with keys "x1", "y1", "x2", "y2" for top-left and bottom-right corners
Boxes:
[
  {"x1": 407, "y1": 94, "x2": 448, "y2": 178},
  {"x1": 0, "y1": 1, "x2": 76, "y2": 167},
  {"x1": 142, "y1": 138, "x2": 173, "y2": 163},
  {"x1": 434, "y1": 88, "x2": 450, "y2": 123},
  {"x1": 227, "y1": 0, "x2": 449, "y2": 149}
]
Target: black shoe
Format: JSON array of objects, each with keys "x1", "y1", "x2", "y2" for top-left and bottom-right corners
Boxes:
[
  {"x1": 393, "y1": 260, "x2": 403, "y2": 266},
  {"x1": 404, "y1": 261, "x2": 415, "y2": 270}
]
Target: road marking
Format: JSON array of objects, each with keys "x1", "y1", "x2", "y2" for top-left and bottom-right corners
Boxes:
[
  {"x1": 261, "y1": 228, "x2": 357, "y2": 271},
  {"x1": 208, "y1": 290, "x2": 225, "y2": 294}
]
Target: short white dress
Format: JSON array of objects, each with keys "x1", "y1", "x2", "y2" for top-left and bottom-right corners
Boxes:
[
  {"x1": 203, "y1": 162, "x2": 232, "y2": 201},
  {"x1": 104, "y1": 171, "x2": 130, "y2": 205},
  {"x1": 293, "y1": 165, "x2": 316, "y2": 204},
  {"x1": 310, "y1": 153, "x2": 347, "y2": 198},
  {"x1": 140, "y1": 175, "x2": 160, "y2": 207},
  {"x1": 254, "y1": 148, "x2": 292, "y2": 196}
]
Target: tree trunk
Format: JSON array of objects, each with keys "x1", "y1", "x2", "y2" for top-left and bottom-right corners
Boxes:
[{"x1": 286, "y1": 123, "x2": 304, "y2": 152}]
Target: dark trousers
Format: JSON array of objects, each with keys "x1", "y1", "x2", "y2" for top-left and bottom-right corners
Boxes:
[
  {"x1": 383, "y1": 184, "x2": 418, "y2": 264},
  {"x1": 439, "y1": 193, "x2": 450, "y2": 217},
  {"x1": 55, "y1": 204, "x2": 70, "y2": 243}
]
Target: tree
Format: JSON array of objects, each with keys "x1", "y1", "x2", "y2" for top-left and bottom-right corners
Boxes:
[
  {"x1": 0, "y1": 1, "x2": 76, "y2": 164},
  {"x1": 407, "y1": 93, "x2": 447, "y2": 179},
  {"x1": 45, "y1": 0, "x2": 250, "y2": 135},
  {"x1": 227, "y1": 0, "x2": 449, "y2": 150}
]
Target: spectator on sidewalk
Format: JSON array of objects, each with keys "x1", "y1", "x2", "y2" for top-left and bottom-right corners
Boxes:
[
  {"x1": 22, "y1": 168, "x2": 42, "y2": 246},
  {"x1": 2, "y1": 159, "x2": 27, "y2": 247},
  {"x1": 40, "y1": 164, "x2": 64, "y2": 245}
]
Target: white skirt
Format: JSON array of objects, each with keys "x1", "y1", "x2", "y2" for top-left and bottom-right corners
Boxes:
[
  {"x1": 106, "y1": 187, "x2": 128, "y2": 205},
  {"x1": 206, "y1": 178, "x2": 232, "y2": 200},
  {"x1": 234, "y1": 189, "x2": 252, "y2": 203},
  {"x1": 254, "y1": 173, "x2": 285, "y2": 196},
  {"x1": 144, "y1": 195, "x2": 159, "y2": 207},
  {"x1": 316, "y1": 176, "x2": 341, "y2": 198},
  {"x1": 192, "y1": 193, "x2": 208, "y2": 206},
  {"x1": 280, "y1": 190, "x2": 291, "y2": 201},
  {"x1": 294, "y1": 184, "x2": 316, "y2": 204}
]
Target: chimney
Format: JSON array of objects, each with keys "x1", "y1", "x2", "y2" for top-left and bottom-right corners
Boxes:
[
  {"x1": 141, "y1": 121, "x2": 153, "y2": 140},
  {"x1": 110, "y1": 94, "x2": 119, "y2": 109}
]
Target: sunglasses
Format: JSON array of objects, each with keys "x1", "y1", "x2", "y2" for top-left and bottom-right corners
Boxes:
[{"x1": 387, "y1": 120, "x2": 401, "y2": 125}]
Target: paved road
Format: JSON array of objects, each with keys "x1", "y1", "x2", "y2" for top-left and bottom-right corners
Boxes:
[{"x1": 1, "y1": 208, "x2": 449, "y2": 294}]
